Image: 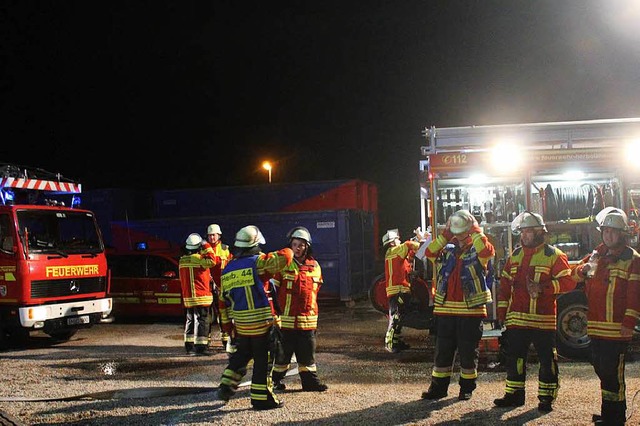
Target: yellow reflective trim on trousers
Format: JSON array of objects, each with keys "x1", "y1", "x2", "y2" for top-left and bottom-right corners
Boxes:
[{"x1": 517, "y1": 358, "x2": 524, "y2": 375}]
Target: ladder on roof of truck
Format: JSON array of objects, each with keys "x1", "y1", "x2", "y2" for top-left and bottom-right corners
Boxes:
[
  {"x1": 421, "y1": 117, "x2": 640, "y2": 155},
  {"x1": 0, "y1": 163, "x2": 82, "y2": 194}
]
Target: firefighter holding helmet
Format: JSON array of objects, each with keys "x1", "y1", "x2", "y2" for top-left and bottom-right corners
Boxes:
[
  {"x1": 217, "y1": 225, "x2": 294, "y2": 410},
  {"x1": 271, "y1": 226, "x2": 328, "y2": 392},
  {"x1": 422, "y1": 209, "x2": 495, "y2": 401},
  {"x1": 382, "y1": 228, "x2": 425, "y2": 353},
  {"x1": 571, "y1": 207, "x2": 640, "y2": 426},
  {"x1": 494, "y1": 212, "x2": 573, "y2": 412}
]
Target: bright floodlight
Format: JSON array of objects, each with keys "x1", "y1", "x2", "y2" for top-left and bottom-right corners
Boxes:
[{"x1": 491, "y1": 142, "x2": 523, "y2": 173}]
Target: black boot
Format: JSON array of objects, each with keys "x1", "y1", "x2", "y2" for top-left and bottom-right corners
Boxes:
[
  {"x1": 494, "y1": 391, "x2": 525, "y2": 408},
  {"x1": 272, "y1": 370, "x2": 287, "y2": 390},
  {"x1": 421, "y1": 377, "x2": 450, "y2": 400},
  {"x1": 300, "y1": 370, "x2": 328, "y2": 392},
  {"x1": 538, "y1": 396, "x2": 553, "y2": 412},
  {"x1": 596, "y1": 401, "x2": 626, "y2": 426},
  {"x1": 458, "y1": 378, "x2": 476, "y2": 401}
]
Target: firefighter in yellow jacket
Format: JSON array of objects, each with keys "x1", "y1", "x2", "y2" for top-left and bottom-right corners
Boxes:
[
  {"x1": 217, "y1": 225, "x2": 294, "y2": 410},
  {"x1": 571, "y1": 208, "x2": 640, "y2": 426},
  {"x1": 179, "y1": 233, "x2": 216, "y2": 356},
  {"x1": 382, "y1": 228, "x2": 422, "y2": 353},
  {"x1": 271, "y1": 226, "x2": 328, "y2": 392},
  {"x1": 422, "y1": 209, "x2": 495, "y2": 401},
  {"x1": 494, "y1": 212, "x2": 574, "y2": 412}
]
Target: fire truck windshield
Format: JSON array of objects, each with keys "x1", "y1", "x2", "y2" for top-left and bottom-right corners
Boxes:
[{"x1": 17, "y1": 210, "x2": 103, "y2": 254}]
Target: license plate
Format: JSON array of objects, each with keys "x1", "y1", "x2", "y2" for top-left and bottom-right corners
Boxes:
[{"x1": 67, "y1": 315, "x2": 90, "y2": 326}]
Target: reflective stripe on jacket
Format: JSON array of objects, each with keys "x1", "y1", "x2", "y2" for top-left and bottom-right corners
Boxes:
[
  {"x1": 220, "y1": 248, "x2": 293, "y2": 337},
  {"x1": 426, "y1": 230, "x2": 494, "y2": 317},
  {"x1": 179, "y1": 252, "x2": 215, "y2": 307},
  {"x1": 273, "y1": 257, "x2": 323, "y2": 330},
  {"x1": 498, "y1": 243, "x2": 573, "y2": 330},
  {"x1": 385, "y1": 241, "x2": 420, "y2": 297},
  {"x1": 571, "y1": 244, "x2": 640, "y2": 340}
]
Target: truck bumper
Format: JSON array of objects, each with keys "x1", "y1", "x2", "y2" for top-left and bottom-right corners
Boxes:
[{"x1": 18, "y1": 298, "x2": 112, "y2": 328}]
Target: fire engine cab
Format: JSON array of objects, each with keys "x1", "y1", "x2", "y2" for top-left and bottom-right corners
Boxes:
[
  {"x1": 0, "y1": 164, "x2": 112, "y2": 348},
  {"x1": 419, "y1": 117, "x2": 640, "y2": 359}
]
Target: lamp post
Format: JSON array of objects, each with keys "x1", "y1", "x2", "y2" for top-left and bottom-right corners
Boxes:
[{"x1": 262, "y1": 161, "x2": 272, "y2": 183}]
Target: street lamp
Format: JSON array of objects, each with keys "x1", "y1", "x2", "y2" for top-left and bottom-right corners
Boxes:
[{"x1": 262, "y1": 161, "x2": 272, "y2": 183}]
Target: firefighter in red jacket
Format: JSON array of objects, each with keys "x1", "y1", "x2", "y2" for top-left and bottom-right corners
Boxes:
[
  {"x1": 204, "y1": 223, "x2": 232, "y2": 347},
  {"x1": 493, "y1": 212, "x2": 574, "y2": 412},
  {"x1": 422, "y1": 209, "x2": 495, "y2": 401},
  {"x1": 572, "y1": 208, "x2": 640, "y2": 426},
  {"x1": 179, "y1": 233, "x2": 216, "y2": 356},
  {"x1": 271, "y1": 226, "x2": 328, "y2": 392},
  {"x1": 217, "y1": 225, "x2": 294, "y2": 410},
  {"x1": 382, "y1": 228, "x2": 422, "y2": 353}
]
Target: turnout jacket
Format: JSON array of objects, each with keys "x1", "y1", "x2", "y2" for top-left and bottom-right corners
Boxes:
[
  {"x1": 425, "y1": 226, "x2": 495, "y2": 317},
  {"x1": 385, "y1": 241, "x2": 421, "y2": 298},
  {"x1": 208, "y1": 241, "x2": 231, "y2": 289},
  {"x1": 497, "y1": 243, "x2": 573, "y2": 330},
  {"x1": 220, "y1": 248, "x2": 293, "y2": 337},
  {"x1": 179, "y1": 247, "x2": 216, "y2": 308},
  {"x1": 571, "y1": 243, "x2": 640, "y2": 341},
  {"x1": 272, "y1": 256, "x2": 323, "y2": 330}
]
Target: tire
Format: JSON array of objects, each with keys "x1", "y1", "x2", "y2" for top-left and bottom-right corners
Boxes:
[
  {"x1": 46, "y1": 329, "x2": 78, "y2": 342},
  {"x1": 368, "y1": 273, "x2": 388, "y2": 314},
  {"x1": 556, "y1": 290, "x2": 590, "y2": 360}
]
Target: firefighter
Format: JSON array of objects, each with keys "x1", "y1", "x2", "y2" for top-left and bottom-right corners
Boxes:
[
  {"x1": 421, "y1": 209, "x2": 495, "y2": 401},
  {"x1": 217, "y1": 225, "x2": 294, "y2": 410},
  {"x1": 382, "y1": 228, "x2": 422, "y2": 353},
  {"x1": 179, "y1": 233, "x2": 216, "y2": 356},
  {"x1": 572, "y1": 208, "x2": 640, "y2": 426},
  {"x1": 271, "y1": 226, "x2": 328, "y2": 392},
  {"x1": 493, "y1": 212, "x2": 574, "y2": 412},
  {"x1": 204, "y1": 223, "x2": 232, "y2": 348}
]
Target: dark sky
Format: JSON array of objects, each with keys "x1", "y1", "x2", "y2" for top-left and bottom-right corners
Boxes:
[{"x1": 3, "y1": 1, "x2": 640, "y2": 235}]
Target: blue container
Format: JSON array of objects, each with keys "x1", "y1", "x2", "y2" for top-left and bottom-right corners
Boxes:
[{"x1": 109, "y1": 209, "x2": 375, "y2": 302}]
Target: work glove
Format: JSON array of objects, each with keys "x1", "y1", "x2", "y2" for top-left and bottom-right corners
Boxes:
[
  {"x1": 225, "y1": 338, "x2": 237, "y2": 354},
  {"x1": 413, "y1": 227, "x2": 431, "y2": 242}
]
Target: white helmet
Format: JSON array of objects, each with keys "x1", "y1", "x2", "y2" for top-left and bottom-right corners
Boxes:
[
  {"x1": 382, "y1": 229, "x2": 400, "y2": 247},
  {"x1": 207, "y1": 224, "x2": 222, "y2": 235},
  {"x1": 449, "y1": 210, "x2": 474, "y2": 235},
  {"x1": 597, "y1": 211, "x2": 630, "y2": 233},
  {"x1": 511, "y1": 211, "x2": 547, "y2": 235},
  {"x1": 185, "y1": 233, "x2": 203, "y2": 250},
  {"x1": 288, "y1": 226, "x2": 312, "y2": 245},
  {"x1": 235, "y1": 225, "x2": 266, "y2": 248}
]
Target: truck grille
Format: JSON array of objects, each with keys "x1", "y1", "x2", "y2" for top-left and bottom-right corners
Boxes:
[{"x1": 30, "y1": 276, "x2": 107, "y2": 298}]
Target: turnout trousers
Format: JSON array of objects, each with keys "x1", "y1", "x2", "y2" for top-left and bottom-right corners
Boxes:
[
  {"x1": 272, "y1": 329, "x2": 323, "y2": 389},
  {"x1": 219, "y1": 333, "x2": 281, "y2": 409},
  {"x1": 429, "y1": 315, "x2": 483, "y2": 394},
  {"x1": 591, "y1": 338, "x2": 628, "y2": 426},
  {"x1": 184, "y1": 306, "x2": 210, "y2": 353},
  {"x1": 501, "y1": 328, "x2": 558, "y2": 402}
]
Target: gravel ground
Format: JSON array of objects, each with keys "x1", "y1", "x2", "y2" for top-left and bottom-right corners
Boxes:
[{"x1": 1, "y1": 300, "x2": 640, "y2": 425}]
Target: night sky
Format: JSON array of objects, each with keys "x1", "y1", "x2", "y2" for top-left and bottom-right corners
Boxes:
[{"x1": 3, "y1": 1, "x2": 640, "y2": 236}]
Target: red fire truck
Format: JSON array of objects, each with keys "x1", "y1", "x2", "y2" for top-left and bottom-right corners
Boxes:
[
  {"x1": 417, "y1": 117, "x2": 640, "y2": 359},
  {"x1": 0, "y1": 164, "x2": 112, "y2": 348}
]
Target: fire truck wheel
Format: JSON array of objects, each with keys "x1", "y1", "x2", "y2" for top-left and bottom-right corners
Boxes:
[
  {"x1": 46, "y1": 330, "x2": 78, "y2": 342},
  {"x1": 368, "y1": 273, "x2": 389, "y2": 314},
  {"x1": 556, "y1": 290, "x2": 590, "y2": 360}
]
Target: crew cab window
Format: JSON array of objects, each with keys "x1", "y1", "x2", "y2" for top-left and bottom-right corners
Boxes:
[
  {"x1": 108, "y1": 255, "x2": 146, "y2": 277},
  {"x1": 147, "y1": 256, "x2": 178, "y2": 278},
  {"x1": 0, "y1": 214, "x2": 14, "y2": 254}
]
